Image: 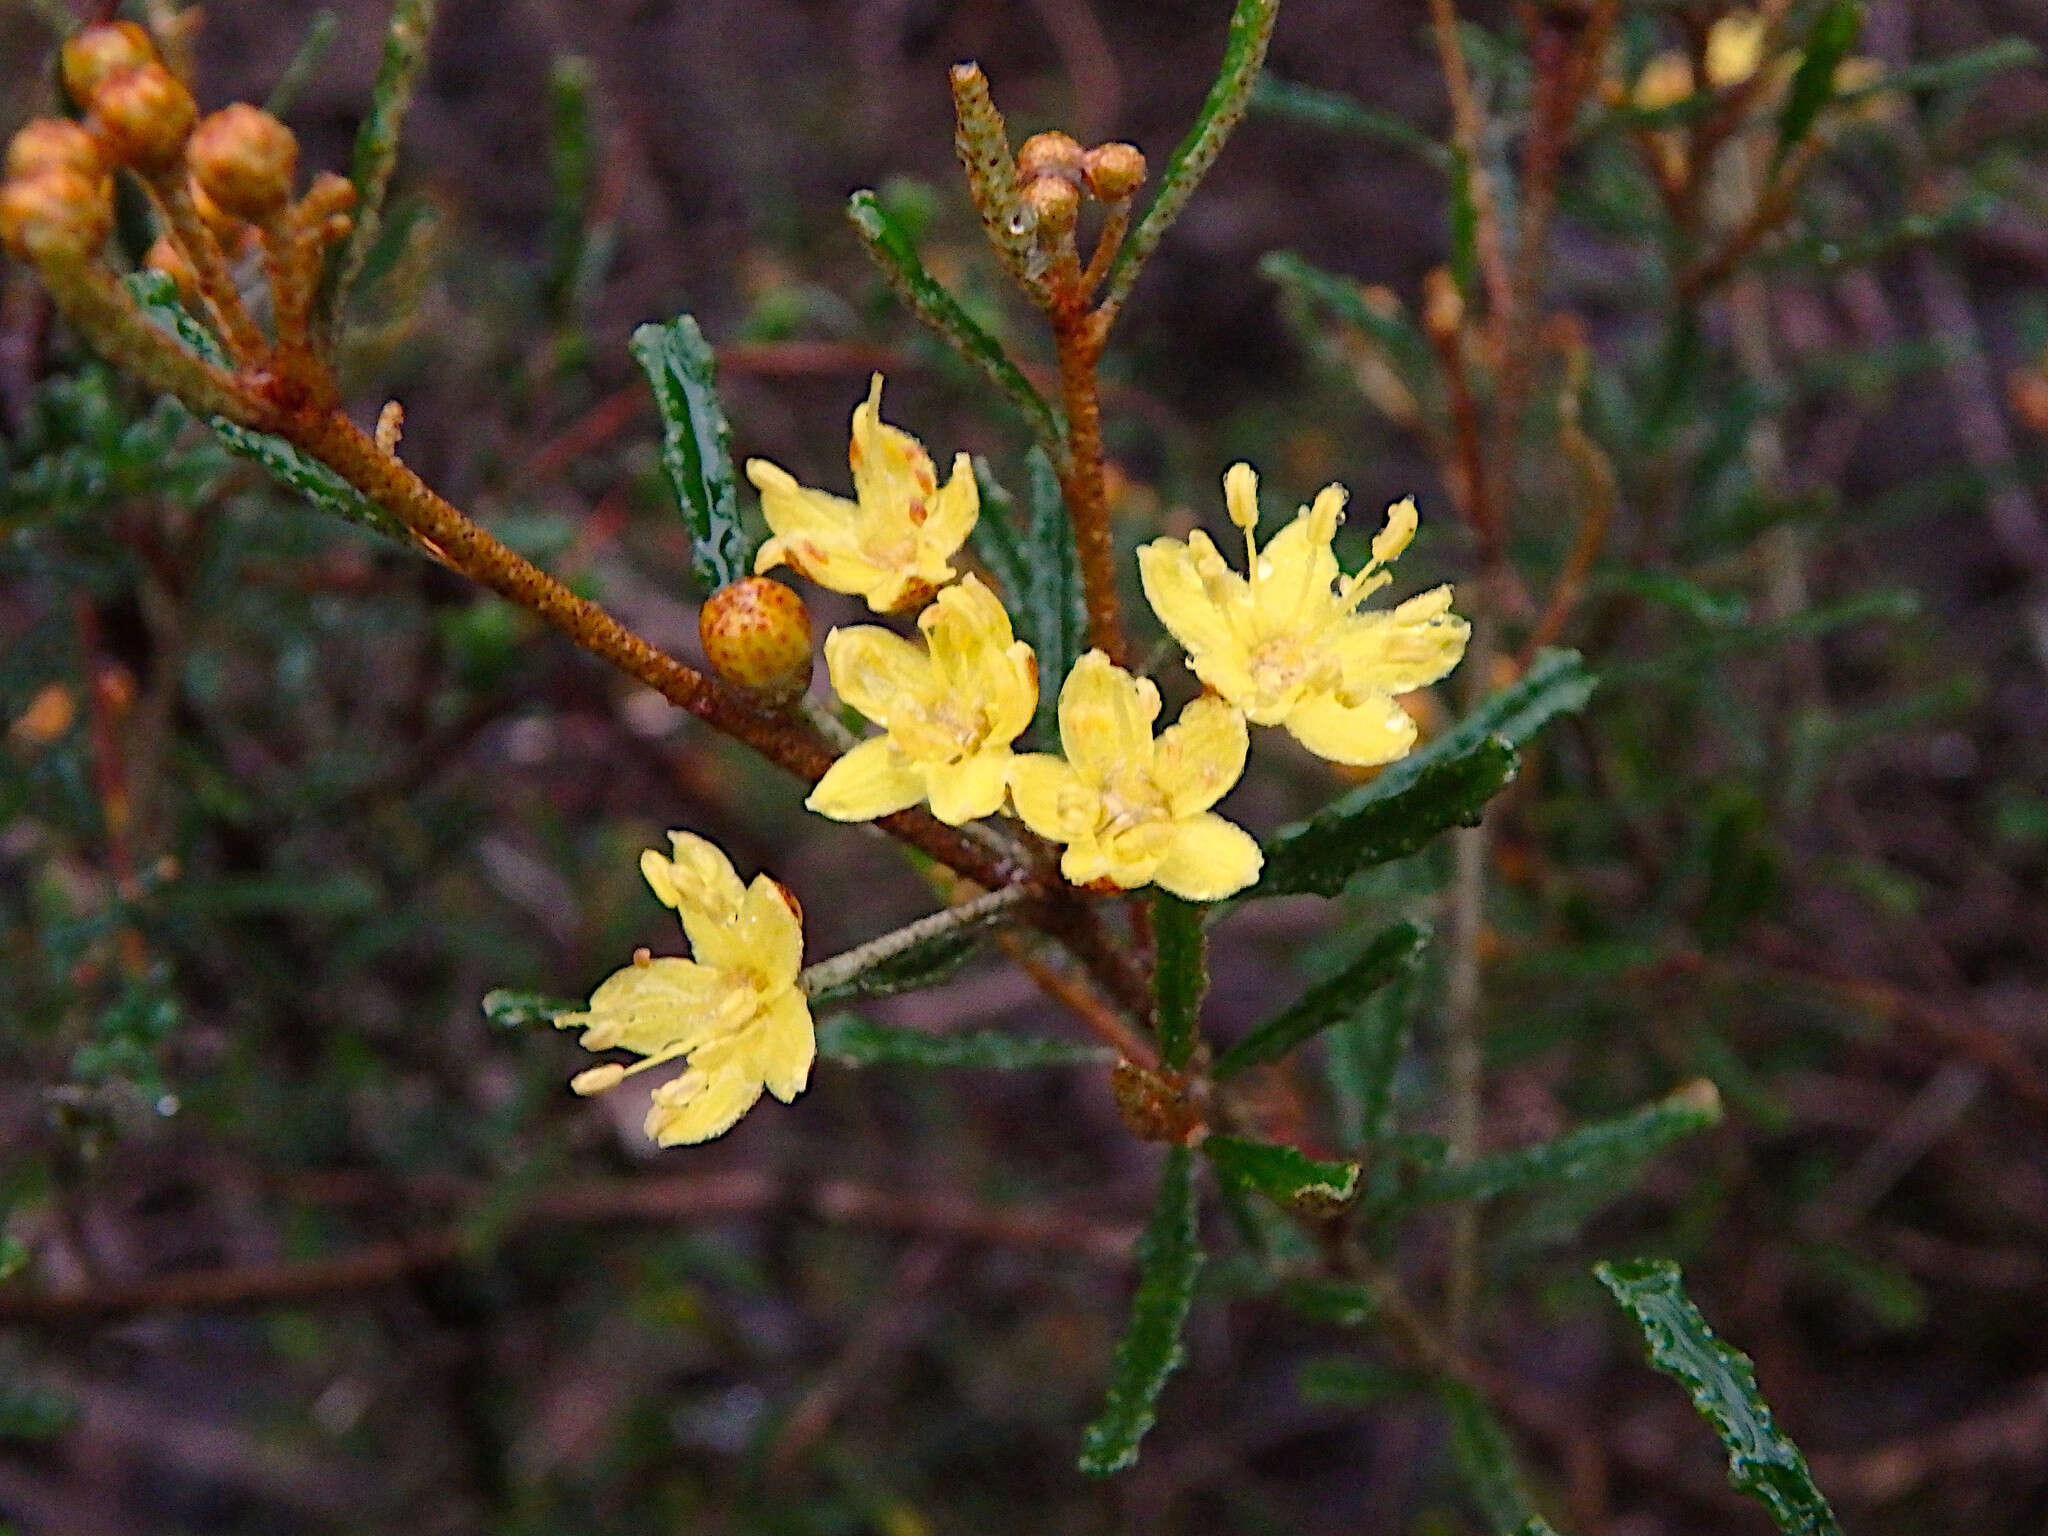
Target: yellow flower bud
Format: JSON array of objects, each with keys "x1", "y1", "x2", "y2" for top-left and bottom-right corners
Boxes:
[
  {"x1": 1422, "y1": 266, "x2": 1464, "y2": 342},
  {"x1": 187, "y1": 104, "x2": 298, "y2": 221},
  {"x1": 0, "y1": 169, "x2": 113, "y2": 267},
  {"x1": 1081, "y1": 141, "x2": 1147, "y2": 201},
  {"x1": 1017, "y1": 130, "x2": 1086, "y2": 184},
  {"x1": 1020, "y1": 173, "x2": 1080, "y2": 236},
  {"x1": 89, "y1": 63, "x2": 198, "y2": 173},
  {"x1": 60, "y1": 21, "x2": 158, "y2": 111},
  {"x1": 5, "y1": 119, "x2": 104, "y2": 183},
  {"x1": 699, "y1": 576, "x2": 813, "y2": 702}
]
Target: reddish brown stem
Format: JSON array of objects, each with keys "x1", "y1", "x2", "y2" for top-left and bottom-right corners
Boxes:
[{"x1": 1050, "y1": 305, "x2": 1125, "y2": 661}]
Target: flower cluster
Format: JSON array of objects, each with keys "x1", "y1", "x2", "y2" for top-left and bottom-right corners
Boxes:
[{"x1": 565, "y1": 380, "x2": 1469, "y2": 1144}]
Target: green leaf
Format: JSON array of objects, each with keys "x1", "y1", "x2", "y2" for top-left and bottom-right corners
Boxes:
[
  {"x1": 1515, "y1": 1520, "x2": 1566, "y2": 1536},
  {"x1": 1250, "y1": 77, "x2": 1449, "y2": 168},
  {"x1": 265, "y1": 9, "x2": 340, "y2": 118},
  {"x1": 0, "y1": 1384, "x2": 75, "y2": 1443},
  {"x1": 1252, "y1": 739, "x2": 1518, "y2": 899},
  {"x1": 1448, "y1": 146, "x2": 1481, "y2": 302},
  {"x1": 1776, "y1": 0, "x2": 1865, "y2": 165},
  {"x1": 1259, "y1": 249, "x2": 1437, "y2": 382},
  {"x1": 847, "y1": 190, "x2": 1063, "y2": 458},
  {"x1": 1151, "y1": 892, "x2": 1207, "y2": 1070},
  {"x1": 1406, "y1": 1080, "x2": 1722, "y2": 1208},
  {"x1": 480, "y1": 989, "x2": 577, "y2": 1029},
  {"x1": 804, "y1": 930, "x2": 978, "y2": 1006},
  {"x1": 1297, "y1": 1356, "x2": 1420, "y2": 1405},
  {"x1": 329, "y1": 0, "x2": 439, "y2": 328},
  {"x1": 1078, "y1": 1146, "x2": 1204, "y2": 1476},
  {"x1": 1325, "y1": 969, "x2": 1413, "y2": 1149},
  {"x1": 1214, "y1": 921, "x2": 1428, "y2": 1079},
  {"x1": 972, "y1": 451, "x2": 1084, "y2": 744},
  {"x1": 1596, "y1": 1259, "x2": 1844, "y2": 1536},
  {"x1": 544, "y1": 56, "x2": 603, "y2": 312},
  {"x1": 126, "y1": 272, "x2": 414, "y2": 544},
  {"x1": 1277, "y1": 1277, "x2": 1380, "y2": 1327},
  {"x1": 1103, "y1": 0, "x2": 1282, "y2": 312},
  {"x1": 816, "y1": 1014, "x2": 1109, "y2": 1070},
  {"x1": 1441, "y1": 1381, "x2": 1538, "y2": 1534},
  {"x1": 0, "y1": 1234, "x2": 26, "y2": 1284},
  {"x1": 1205, "y1": 1134, "x2": 1360, "y2": 1212},
  {"x1": 1837, "y1": 37, "x2": 2034, "y2": 106},
  {"x1": 630, "y1": 315, "x2": 753, "y2": 594},
  {"x1": 1252, "y1": 649, "x2": 1595, "y2": 900}
]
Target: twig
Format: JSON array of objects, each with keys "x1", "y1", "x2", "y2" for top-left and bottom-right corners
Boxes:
[
  {"x1": 1424, "y1": 0, "x2": 1514, "y2": 325},
  {"x1": 1049, "y1": 305, "x2": 1125, "y2": 660},
  {"x1": 1523, "y1": 330, "x2": 1616, "y2": 659},
  {"x1": 997, "y1": 931, "x2": 1157, "y2": 1068},
  {"x1": 799, "y1": 885, "x2": 1029, "y2": 998}
]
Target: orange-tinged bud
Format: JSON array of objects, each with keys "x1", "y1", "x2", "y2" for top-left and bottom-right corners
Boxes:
[
  {"x1": 1020, "y1": 173, "x2": 1080, "y2": 235},
  {"x1": 6, "y1": 119, "x2": 103, "y2": 183},
  {"x1": 89, "y1": 63, "x2": 197, "y2": 172},
  {"x1": 144, "y1": 233, "x2": 199, "y2": 303},
  {"x1": 1422, "y1": 266, "x2": 1464, "y2": 341},
  {"x1": 0, "y1": 169, "x2": 113, "y2": 266},
  {"x1": 186, "y1": 178, "x2": 245, "y2": 242},
  {"x1": 699, "y1": 576, "x2": 813, "y2": 702},
  {"x1": 1017, "y1": 130, "x2": 1086, "y2": 184},
  {"x1": 187, "y1": 104, "x2": 297, "y2": 221},
  {"x1": 1081, "y1": 141, "x2": 1146, "y2": 201},
  {"x1": 60, "y1": 21, "x2": 158, "y2": 110}
]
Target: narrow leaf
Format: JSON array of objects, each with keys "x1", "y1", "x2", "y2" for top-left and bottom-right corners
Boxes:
[
  {"x1": 629, "y1": 315, "x2": 753, "y2": 593},
  {"x1": 1078, "y1": 1146, "x2": 1203, "y2": 1476},
  {"x1": 265, "y1": 9, "x2": 340, "y2": 118},
  {"x1": 817, "y1": 1015, "x2": 1110, "y2": 1070},
  {"x1": 1253, "y1": 738, "x2": 1518, "y2": 899},
  {"x1": 128, "y1": 273, "x2": 414, "y2": 543},
  {"x1": 1250, "y1": 77, "x2": 1449, "y2": 168},
  {"x1": 1447, "y1": 146, "x2": 1481, "y2": 302},
  {"x1": 1407, "y1": 1080, "x2": 1722, "y2": 1208},
  {"x1": 1215, "y1": 920, "x2": 1428, "y2": 1079},
  {"x1": 1297, "y1": 1356, "x2": 1419, "y2": 1405},
  {"x1": 480, "y1": 989, "x2": 577, "y2": 1029},
  {"x1": 1103, "y1": 0, "x2": 1282, "y2": 312},
  {"x1": 1596, "y1": 1259, "x2": 1844, "y2": 1536},
  {"x1": 804, "y1": 930, "x2": 978, "y2": 1006},
  {"x1": 800, "y1": 885, "x2": 1023, "y2": 1005},
  {"x1": 1776, "y1": 0, "x2": 1865, "y2": 164},
  {"x1": 847, "y1": 190, "x2": 1063, "y2": 457},
  {"x1": 330, "y1": 0, "x2": 439, "y2": 324},
  {"x1": 1277, "y1": 1277, "x2": 1379, "y2": 1327},
  {"x1": 1325, "y1": 969, "x2": 1413, "y2": 1148},
  {"x1": 1441, "y1": 1381, "x2": 1538, "y2": 1535},
  {"x1": 1151, "y1": 892, "x2": 1206, "y2": 1069},
  {"x1": 1259, "y1": 250, "x2": 1436, "y2": 381},
  {"x1": 1205, "y1": 1134, "x2": 1360, "y2": 1212},
  {"x1": 973, "y1": 452, "x2": 1084, "y2": 744}
]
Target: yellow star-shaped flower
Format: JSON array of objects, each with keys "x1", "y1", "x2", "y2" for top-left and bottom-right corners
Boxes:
[
  {"x1": 808, "y1": 574, "x2": 1038, "y2": 826},
  {"x1": 558, "y1": 832, "x2": 813, "y2": 1146},
  {"x1": 746, "y1": 374, "x2": 978, "y2": 614},
  {"x1": 1137, "y1": 464, "x2": 1469, "y2": 768},
  {"x1": 1009, "y1": 651, "x2": 1262, "y2": 901}
]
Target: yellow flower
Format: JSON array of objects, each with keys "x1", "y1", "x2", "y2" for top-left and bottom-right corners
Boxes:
[
  {"x1": 1137, "y1": 464, "x2": 1469, "y2": 768},
  {"x1": 1009, "y1": 651, "x2": 1262, "y2": 901},
  {"x1": 746, "y1": 374, "x2": 978, "y2": 614},
  {"x1": 1705, "y1": 11, "x2": 1767, "y2": 89},
  {"x1": 558, "y1": 832, "x2": 813, "y2": 1146},
  {"x1": 808, "y1": 575, "x2": 1038, "y2": 826}
]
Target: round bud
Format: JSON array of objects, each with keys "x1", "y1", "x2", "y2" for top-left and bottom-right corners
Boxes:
[
  {"x1": 1421, "y1": 266, "x2": 1464, "y2": 341},
  {"x1": 5, "y1": 119, "x2": 104, "y2": 183},
  {"x1": 144, "y1": 233, "x2": 199, "y2": 302},
  {"x1": 1081, "y1": 141, "x2": 1146, "y2": 201},
  {"x1": 187, "y1": 104, "x2": 297, "y2": 221},
  {"x1": 60, "y1": 21, "x2": 158, "y2": 110},
  {"x1": 699, "y1": 577, "x2": 813, "y2": 702},
  {"x1": 0, "y1": 169, "x2": 113, "y2": 267},
  {"x1": 89, "y1": 63, "x2": 197, "y2": 173},
  {"x1": 1016, "y1": 130, "x2": 1086, "y2": 184},
  {"x1": 1020, "y1": 173, "x2": 1080, "y2": 236}
]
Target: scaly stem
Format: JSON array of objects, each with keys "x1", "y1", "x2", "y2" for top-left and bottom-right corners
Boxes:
[
  {"x1": 799, "y1": 885, "x2": 1030, "y2": 999},
  {"x1": 1050, "y1": 304, "x2": 1125, "y2": 662}
]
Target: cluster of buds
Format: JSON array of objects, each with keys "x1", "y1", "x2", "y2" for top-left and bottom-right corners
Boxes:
[
  {"x1": 1012, "y1": 130, "x2": 1146, "y2": 245},
  {"x1": 2, "y1": 21, "x2": 357, "y2": 408}
]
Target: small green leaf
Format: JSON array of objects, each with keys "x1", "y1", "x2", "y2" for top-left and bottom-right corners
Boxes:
[
  {"x1": 805, "y1": 930, "x2": 979, "y2": 1006},
  {"x1": 1253, "y1": 740, "x2": 1518, "y2": 899},
  {"x1": 629, "y1": 314, "x2": 752, "y2": 594},
  {"x1": 1515, "y1": 1520, "x2": 1567, "y2": 1536},
  {"x1": 1214, "y1": 921, "x2": 1428, "y2": 1079},
  {"x1": 847, "y1": 190, "x2": 1063, "y2": 458},
  {"x1": 1406, "y1": 1080, "x2": 1722, "y2": 1208},
  {"x1": 1103, "y1": 0, "x2": 1282, "y2": 312},
  {"x1": 265, "y1": 9, "x2": 340, "y2": 118},
  {"x1": 1297, "y1": 1356, "x2": 1420, "y2": 1405},
  {"x1": 481, "y1": 989, "x2": 578, "y2": 1029},
  {"x1": 1078, "y1": 1146, "x2": 1204, "y2": 1476},
  {"x1": 1442, "y1": 1381, "x2": 1538, "y2": 1535},
  {"x1": 816, "y1": 1014, "x2": 1109, "y2": 1070},
  {"x1": 972, "y1": 451, "x2": 1084, "y2": 744},
  {"x1": 1250, "y1": 77, "x2": 1449, "y2": 168},
  {"x1": 1325, "y1": 969, "x2": 1414, "y2": 1149},
  {"x1": 1448, "y1": 145, "x2": 1481, "y2": 302},
  {"x1": 1776, "y1": 0, "x2": 1865, "y2": 165},
  {"x1": 1205, "y1": 1134, "x2": 1360, "y2": 1212},
  {"x1": 1277, "y1": 1277, "x2": 1380, "y2": 1327},
  {"x1": 1260, "y1": 250, "x2": 1436, "y2": 382},
  {"x1": 329, "y1": 0, "x2": 439, "y2": 329},
  {"x1": 1151, "y1": 892, "x2": 1207, "y2": 1070},
  {"x1": 127, "y1": 273, "x2": 414, "y2": 543},
  {"x1": 1596, "y1": 1259, "x2": 1844, "y2": 1536},
  {"x1": 0, "y1": 1234, "x2": 26, "y2": 1283}
]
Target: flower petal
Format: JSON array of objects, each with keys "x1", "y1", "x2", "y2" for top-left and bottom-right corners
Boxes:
[
  {"x1": 849, "y1": 375, "x2": 939, "y2": 526},
  {"x1": 753, "y1": 987, "x2": 816, "y2": 1103},
  {"x1": 1152, "y1": 695, "x2": 1249, "y2": 818},
  {"x1": 1331, "y1": 587, "x2": 1471, "y2": 696},
  {"x1": 642, "y1": 831, "x2": 748, "y2": 928},
  {"x1": 924, "y1": 748, "x2": 1011, "y2": 825},
  {"x1": 561, "y1": 956, "x2": 741, "y2": 1058},
  {"x1": 1057, "y1": 651, "x2": 1160, "y2": 782},
  {"x1": 1152, "y1": 812, "x2": 1264, "y2": 901},
  {"x1": 920, "y1": 574, "x2": 1011, "y2": 691},
  {"x1": 806, "y1": 735, "x2": 926, "y2": 823},
  {"x1": 1284, "y1": 689, "x2": 1419, "y2": 767},
  {"x1": 645, "y1": 1062, "x2": 764, "y2": 1146},
  {"x1": 920, "y1": 451, "x2": 980, "y2": 556},
  {"x1": 1138, "y1": 537, "x2": 1250, "y2": 676},
  {"x1": 1252, "y1": 489, "x2": 1345, "y2": 635},
  {"x1": 1008, "y1": 752, "x2": 1098, "y2": 844},
  {"x1": 823, "y1": 625, "x2": 934, "y2": 728}
]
